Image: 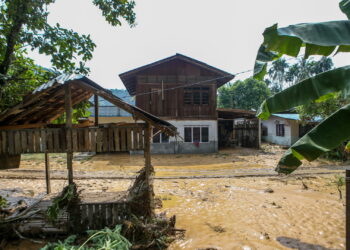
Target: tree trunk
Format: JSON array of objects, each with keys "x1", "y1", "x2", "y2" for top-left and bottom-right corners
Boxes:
[{"x1": 0, "y1": 0, "x2": 29, "y2": 86}]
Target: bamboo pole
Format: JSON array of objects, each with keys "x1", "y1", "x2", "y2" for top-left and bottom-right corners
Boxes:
[
  {"x1": 65, "y1": 84, "x2": 73, "y2": 184},
  {"x1": 45, "y1": 151, "x2": 51, "y2": 194}
]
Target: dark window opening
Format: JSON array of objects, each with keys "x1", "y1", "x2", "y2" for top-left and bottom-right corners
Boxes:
[
  {"x1": 184, "y1": 87, "x2": 210, "y2": 105},
  {"x1": 193, "y1": 127, "x2": 200, "y2": 142},
  {"x1": 161, "y1": 133, "x2": 169, "y2": 143},
  {"x1": 153, "y1": 129, "x2": 169, "y2": 143},
  {"x1": 184, "y1": 92, "x2": 192, "y2": 105},
  {"x1": 276, "y1": 124, "x2": 285, "y2": 137},
  {"x1": 201, "y1": 127, "x2": 209, "y2": 142},
  {"x1": 262, "y1": 125, "x2": 268, "y2": 136},
  {"x1": 184, "y1": 126, "x2": 209, "y2": 143},
  {"x1": 193, "y1": 92, "x2": 201, "y2": 105},
  {"x1": 184, "y1": 127, "x2": 192, "y2": 142}
]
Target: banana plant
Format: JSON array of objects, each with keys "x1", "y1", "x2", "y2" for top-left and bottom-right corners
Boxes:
[{"x1": 254, "y1": 0, "x2": 350, "y2": 174}]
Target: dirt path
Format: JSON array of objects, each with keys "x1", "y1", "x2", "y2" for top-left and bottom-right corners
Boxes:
[{"x1": 1, "y1": 145, "x2": 348, "y2": 249}]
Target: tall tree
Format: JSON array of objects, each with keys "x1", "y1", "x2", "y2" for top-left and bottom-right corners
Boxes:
[
  {"x1": 0, "y1": 0, "x2": 136, "y2": 111},
  {"x1": 218, "y1": 78, "x2": 271, "y2": 111}
]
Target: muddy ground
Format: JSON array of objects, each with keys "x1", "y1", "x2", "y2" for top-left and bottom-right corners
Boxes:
[{"x1": 1, "y1": 144, "x2": 349, "y2": 250}]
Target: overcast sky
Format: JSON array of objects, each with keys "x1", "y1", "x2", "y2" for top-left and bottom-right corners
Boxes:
[{"x1": 30, "y1": 0, "x2": 350, "y2": 89}]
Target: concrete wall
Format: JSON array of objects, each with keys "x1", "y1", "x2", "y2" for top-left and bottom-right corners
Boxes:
[
  {"x1": 261, "y1": 117, "x2": 299, "y2": 146},
  {"x1": 150, "y1": 120, "x2": 218, "y2": 154}
]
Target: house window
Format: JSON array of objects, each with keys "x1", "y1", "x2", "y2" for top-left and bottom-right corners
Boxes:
[
  {"x1": 183, "y1": 87, "x2": 210, "y2": 105},
  {"x1": 184, "y1": 126, "x2": 209, "y2": 142},
  {"x1": 262, "y1": 125, "x2": 268, "y2": 136},
  {"x1": 276, "y1": 124, "x2": 285, "y2": 137},
  {"x1": 152, "y1": 129, "x2": 169, "y2": 143}
]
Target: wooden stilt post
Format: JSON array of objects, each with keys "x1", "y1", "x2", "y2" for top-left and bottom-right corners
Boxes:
[
  {"x1": 144, "y1": 123, "x2": 154, "y2": 214},
  {"x1": 45, "y1": 151, "x2": 51, "y2": 194},
  {"x1": 94, "y1": 94, "x2": 99, "y2": 127},
  {"x1": 346, "y1": 169, "x2": 350, "y2": 250},
  {"x1": 144, "y1": 123, "x2": 152, "y2": 185},
  {"x1": 65, "y1": 83, "x2": 73, "y2": 185}
]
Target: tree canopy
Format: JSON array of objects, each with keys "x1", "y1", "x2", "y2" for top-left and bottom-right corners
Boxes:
[
  {"x1": 0, "y1": 0, "x2": 136, "y2": 112},
  {"x1": 218, "y1": 78, "x2": 271, "y2": 111}
]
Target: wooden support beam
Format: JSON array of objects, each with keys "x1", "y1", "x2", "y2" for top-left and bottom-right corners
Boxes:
[
  {"x1": 0, "y1": 123, "x2": 46, "y2": 130},
  {"x1": 65, "y1": 84, "x2": 74, "y2": 184},
  {"x1": 94, "y1": 94, "x2": 99, "y2": 127},
  {"x1": 45, "y1": 151, "x2": 51, "y2": 194},
  {"x1": 74, "y1": 81, "x2": 176, "y2": 137}
]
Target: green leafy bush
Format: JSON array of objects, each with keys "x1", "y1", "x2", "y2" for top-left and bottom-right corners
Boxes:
[{"x1": 41, "y1": 225, "x2": 131, "y2": 250}]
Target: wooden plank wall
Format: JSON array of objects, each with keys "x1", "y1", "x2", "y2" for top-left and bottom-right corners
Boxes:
[
  {"x1": 0, "y1": 124, "x2": 145, "y2": 155},
  {"x1": 135, "y1": 75, "x2": 218, "y2": 119},
  {"x1": 233, "y1": 120, "x2": 259, "y2": 148},
  {"x1": 69, "y1": 202, "x2": 130, "y2": 232}
]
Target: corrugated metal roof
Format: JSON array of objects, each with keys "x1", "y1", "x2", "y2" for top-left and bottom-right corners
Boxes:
[
  {"x1": 33, "y1": 74, "x2": 84, "y2": 93},
  {"x1": 272, "y1": 113, "x2": 322, "y2": 122},
  {"x1": 90, "y1": 106, "x2": 132, "y2": 117}
]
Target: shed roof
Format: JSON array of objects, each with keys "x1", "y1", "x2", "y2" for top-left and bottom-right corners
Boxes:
[
  {"x1": 272, "y1": 113, "x2": 322, "y2": 122},
  {"x1": 217, "y1": 108, "x2": 256, "y2": 119},
  {"x1": 0, "y1": 74, "x2": 176, "y2": 135},
  {"x1": 119, "y1": 53, "x2": 235, "y2": 96}
]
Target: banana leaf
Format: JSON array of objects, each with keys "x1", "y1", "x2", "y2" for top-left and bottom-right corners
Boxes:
[
  {"x1": 340, "y1": 0, "x2": 350, "y2": 19},
  {"x1": 276, "y1": 103, "x2": 350, "y2": 174},
  {"x1": 257, "y1": 65, "x2": 350, "y2": 120},
  {"x1": 254, "y1": 21, "x2": 350, "y2": 79}
]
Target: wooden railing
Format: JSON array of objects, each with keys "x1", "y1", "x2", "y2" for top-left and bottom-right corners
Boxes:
[{"x1": 0, "y1": 124, "x2": 146, "y2": 155}]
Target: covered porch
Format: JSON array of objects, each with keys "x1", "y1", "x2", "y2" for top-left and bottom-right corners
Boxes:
[{"x1": 0, "y1": 74, "x2": 176, "y2": 235}]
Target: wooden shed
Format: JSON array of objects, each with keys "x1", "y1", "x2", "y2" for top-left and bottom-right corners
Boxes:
[{"x1": 0, "y1": 74, "x2": 177, "y2": 234}]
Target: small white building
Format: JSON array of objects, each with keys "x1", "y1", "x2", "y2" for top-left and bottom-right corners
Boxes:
[{"x1": 261, "y1": 114, "x2": 304, "y2": 146}]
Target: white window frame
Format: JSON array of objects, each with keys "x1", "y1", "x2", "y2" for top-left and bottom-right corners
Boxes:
[{"x1": 184, "y1": 126, "x2": 209, "y2": 143}]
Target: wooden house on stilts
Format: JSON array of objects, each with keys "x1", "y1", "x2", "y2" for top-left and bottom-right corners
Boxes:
[{"x1": 0, "y1": 74, "x2": 177, "y2": 234}]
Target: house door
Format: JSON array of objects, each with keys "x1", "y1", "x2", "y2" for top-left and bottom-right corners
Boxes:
[{"x1": 150, "y1": 88, "x2": 163, "y2": 116}]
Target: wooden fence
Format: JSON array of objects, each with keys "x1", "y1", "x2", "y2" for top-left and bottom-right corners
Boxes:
[
  {"x1": 0, "y1": 124, "x2": 145, "y2": 155},
  {"x1": 69, "y1": 202, "x2": 130, "y2": 232},
  {"x1": 233, "y1": 120, "x2": 259, "y2": 148}
]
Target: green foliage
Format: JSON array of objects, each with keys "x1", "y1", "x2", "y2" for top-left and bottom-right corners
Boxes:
[
  {"x1": 52, "y1": 100, "x2": 91, "y2": 124},
  {"x1": 340, "y1": 0, "x2": 350, "y2": 19},
  {"x1": 0, "y1": 195, "x2": 8, "y2": 208},
  {"x1": 218, "y1": 78, "x2": 271, "y2": 110},
  {"x1": 265, "y1": 57, "x2": 333, "y2": 94},
  {"x1": 0, "y1": 47, "x2": 59, "y2": 111},
  {"x1": 47, "y1": 184, "x2": 77, "y2": 223},
  {"x1": 257, "y1": 66, "x2": 350, "y2": 120},
  {"x1": 330, "y1": 175, "x2": 345, "y2": 199},
  {"x1": 253, "y1": 3, "x2": 350, "y2": 174},
  {"x1": 0, "y1": 0, "x2": 136, "y2": 113},
  {"x1": 296, "y1": 92, "x2": 350, "y2": 124},
  {"x1": 41, "y1": 225, "x2": 131, "y2": 250},
  {"x1": 254, "y1": 21, "x2": 350, "y2": 79}
]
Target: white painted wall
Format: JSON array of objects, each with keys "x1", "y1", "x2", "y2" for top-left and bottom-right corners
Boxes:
[
  {"x1": 261, "y1": 117, "x2": 299, "y2": 146},
  {"x1": 167, "y1": 120, "x2": 218, "y2": 142}
]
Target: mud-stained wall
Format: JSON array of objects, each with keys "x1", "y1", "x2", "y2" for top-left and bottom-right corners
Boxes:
[{"x1": 150, "y1": 120, "x2": 218, "y2": 154}]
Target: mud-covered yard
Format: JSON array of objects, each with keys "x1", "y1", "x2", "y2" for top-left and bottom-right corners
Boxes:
[{"x1": 1, "y1": 144, "x2": 348, "y2": 249}]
